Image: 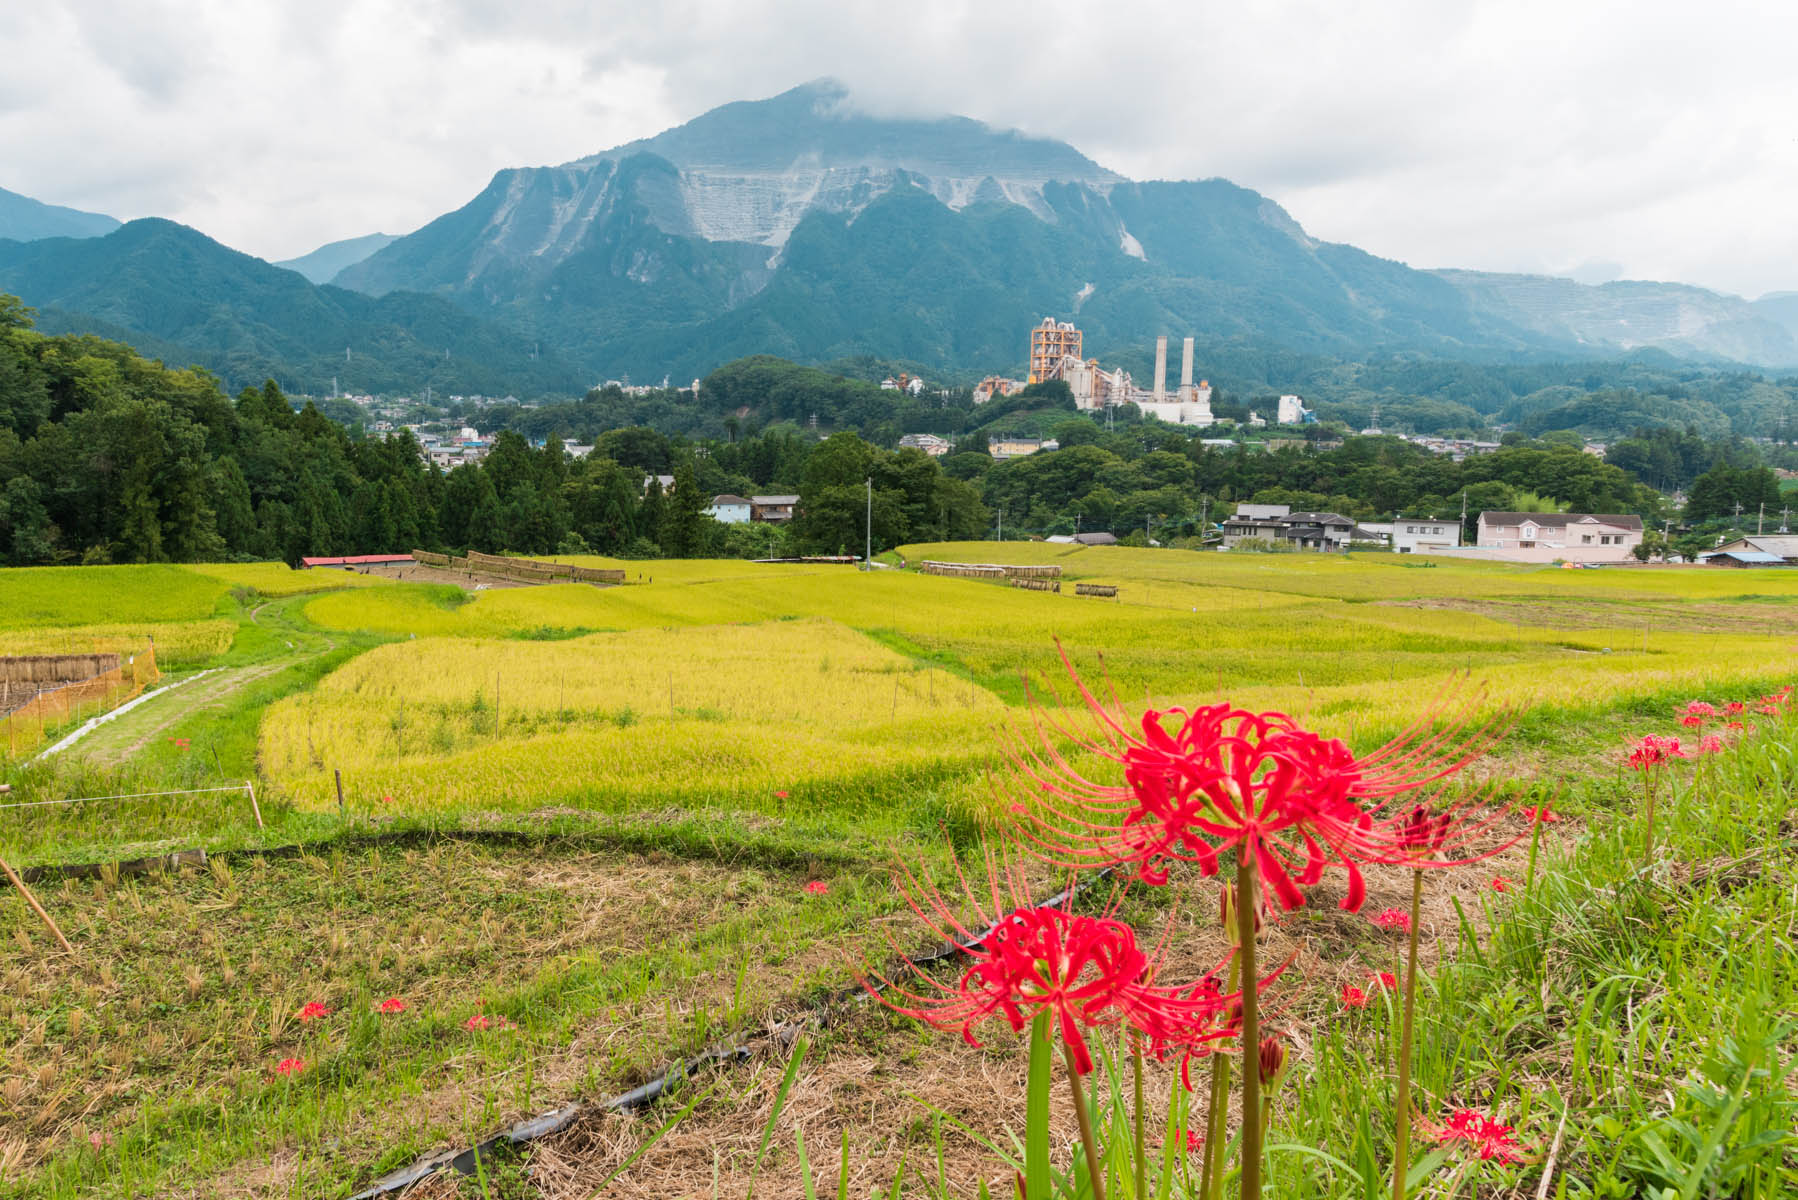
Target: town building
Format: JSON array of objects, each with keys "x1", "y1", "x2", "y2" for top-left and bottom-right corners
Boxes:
[
  {"x1": 988, "y1": 436, "x2": 1059, "y2": 461},
  {"x1": 706, "y1": 495, "x2": 753, "y2": 524},
  {"x1": 1280, "y1": 512, "x2": 1356, "y2": 552},
  {"x1": 898, "y1": 433, "x2": 952, "y2": 456},
  {"x1": 1019, "y1": 319, "x2": 1214, "y2": 424},
  {"x1": 642, "y1": 473, "x2": 676, "y2": 494},
  {"x1": 1221, "y1": 503, "x2": 1292, "y2": 547},
  {"x1": 972, "y1": 376, "x2": 1023, "y2": 405},
  {"x1": 750, "y1": 495, "x2": 799, "y2": 522},
  {"x1": 1472, "y1": 512, "x2": 1644, "y2": 562},
  {"x1": 1393, "y1": 518, "x2": 1461, "y2": 554}
]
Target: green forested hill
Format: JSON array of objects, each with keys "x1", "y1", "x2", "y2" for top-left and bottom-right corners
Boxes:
[{"x1": 0, "y1": 220, "x2": 585, "y2": 396}]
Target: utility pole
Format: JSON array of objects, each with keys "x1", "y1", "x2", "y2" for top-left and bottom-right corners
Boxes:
[
  {"x1": 864, "y1": 477, "x2": 872, "y2": 568},
  {"x1": 1200, "y1": 496, "x2": 1209, "y2": 544},
  {"x1": 1758, "y1": 503, "x2": 1765, "y2": 535},
  {"x1": 997, "y1": 506, "x2": 1003, "y2": 543},
  {"x1": 1782, "y1": 507, "x2": 1792, "y2": 534}
]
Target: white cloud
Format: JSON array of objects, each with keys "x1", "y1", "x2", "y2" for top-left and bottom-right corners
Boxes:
[{"x1": 3, "y1": 0, "x2": 1794, "y2": 298}]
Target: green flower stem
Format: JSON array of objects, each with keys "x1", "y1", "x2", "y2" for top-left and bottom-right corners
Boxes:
[
  {"x1": 1235, "y1": 852, "x2": 1262, "y2": 1200},
  {"x1": 1390, "y1": 868, "x2": 1424, "y2": 1200},
  {"x1": 1063, "y1": 1042, "x2": 1107, "y2": 1200},
  {"x1": 1202, "y1": 957, "x2": 1241, "y2": 1200},
  {"x1": 1132, "y1": 1038, "x2": 1147, "y2": 1200}
]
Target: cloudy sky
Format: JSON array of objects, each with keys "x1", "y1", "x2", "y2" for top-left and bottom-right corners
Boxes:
[{"x1": 4, "y1": 0, "x2": 1794, "y2": 297}]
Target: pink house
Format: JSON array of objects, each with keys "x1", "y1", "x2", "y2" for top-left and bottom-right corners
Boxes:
[{"x1": 1475, "y1": 512, "x2": 1644, "y2": 563}]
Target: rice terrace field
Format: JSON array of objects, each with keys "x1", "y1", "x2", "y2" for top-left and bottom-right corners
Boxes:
[{"x1": 0, "y1": 546, "x2": 1794, "y2": 1198}]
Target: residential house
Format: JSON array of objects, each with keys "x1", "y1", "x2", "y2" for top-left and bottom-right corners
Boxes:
[
  {"x1": 1279, "y1": 512, "x2": 1356, "y2": 552},
  {"x1": 706, "y1": 495, "x2": 753, "y2": 524},
  {"x1": 1221, "y1": 503, "x2": 1290, "y2": 547},
  {"x1": 1474, "y1": 512, "x2": 1643, "y2": 562},
  {"x1": 1392, "y1": 518, "x2": 1460, "y2": 554},
  {"x1": 750, "y1": 495, "x2": 799, "y2": 523},
  {"x1": 642, "y1": 473, "x2": 676, "y2": 494},
  {"x1": 1699, "y1": 535, "x2": 1798, "y2": 565},
  {"x1": 1045, "y1": 532, "x2": 1119, "y2": 546},
  {"x1": 1353, "y1": 522, "x2": 1394, "y2": 547}
]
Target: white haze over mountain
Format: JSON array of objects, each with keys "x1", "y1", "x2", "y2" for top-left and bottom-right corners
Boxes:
[{"x1": 3, "y1": 0, "x2": 1795, "y2": 299}]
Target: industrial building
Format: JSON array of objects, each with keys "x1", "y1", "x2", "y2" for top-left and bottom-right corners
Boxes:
[{"x1": 1025, "y1": 318, "x2": 1216, "y2": 426}]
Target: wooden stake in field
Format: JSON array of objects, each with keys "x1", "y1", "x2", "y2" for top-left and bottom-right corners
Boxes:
[{"x1": 0, "y1": 853, "x2": 76, "y2": 958}]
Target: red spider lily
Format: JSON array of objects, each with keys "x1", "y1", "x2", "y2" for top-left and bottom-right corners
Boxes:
[
  {"x1": 1757, "y1": 703, "x2": 1781, "y2": 716},
  {"x1": 1436, "y1": 1108, "x2": 1525, "y2": 1164},
  {"x1": 1341, "y1": 984, "x2": 1368, "y2": 1009},
  {"x1": 774, "y1": 789, "x2": 790, "y2": 799},
  {"x1": 1519, "y1": 804, "x2": 1560, "y2": 824},
  {"x1": 804, "y1": 880, "x2": 829, "y2": 895},
  {"x1": 1370, "y1": 971, "x2": 1397, "y2": 989},
  {"x1": 1724, "y1": 701, "x2": 1746, "y2": 716},
  {"x1": 1257, "y1": 1037, "x2": 1291, "y2": 1089},
  {"x1": 296, "y1": 1001, "x2": 331, "y2": 1023},
  {"x1": 1490, "y1": 876, "x2": 1514, "y2": 893},
  {"x1": 1372, "y1": 907, "x2": 1412, "y2": 932},
  {"x1": 1677, "y1": 715, "x2": 1703, "y2": 728},
  {"x1": 1184, "y1": 1128, "x2": 1204, "y2": 1153},
  {"x1": 273, "y1": 1057, "x2": 305, "y2": 1075},
  {"x1": 464, "y1": 1014, "x2": 512, "y2": 1031},
  {"x1": 1697, "y1": 735, "x2": 1724, "y2": 755},
  {"x1": 1000, "y1": 654, "x2": 1506, "y2": 913},
  {"x1": 862, "y1": 844, "x2": 1244, "y2": 1076},
  {"x1": 1682, "y1": 701, "x2": 1716, "y2": 718},
  {"x1": 1726, "y1": 720, "x2": 1747, "y2": 732},
  {"x1": 375, "y1": 997, "x2": 407, "y2": 1014},
  {"x1": 1627, "y1": 735, "x2": 1687, "y2": 769},
  {"x1": 380, "y1": 794, "x2": 395, "y2": 805}
]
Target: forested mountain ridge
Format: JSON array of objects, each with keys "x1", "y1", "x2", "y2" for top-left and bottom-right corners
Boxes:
[
  {"x1": 331, "y1": 79, "x2": 1798, "y2": 377},
  {"x1": 0, "y1": 219, "x2": 586, "y2": 395}
]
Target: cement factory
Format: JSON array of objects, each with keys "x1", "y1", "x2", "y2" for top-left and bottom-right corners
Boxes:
[{"x1": 973, "y1": 318, "x2": 1309, "y2": 427}]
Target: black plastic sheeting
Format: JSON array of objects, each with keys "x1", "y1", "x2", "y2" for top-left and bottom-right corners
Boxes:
[{"x1": 348, "y1": 867, "x2": 1115, "y2": 1198}]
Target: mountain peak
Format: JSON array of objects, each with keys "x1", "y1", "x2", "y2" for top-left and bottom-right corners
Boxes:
[{"x1": 569, "y1": 79, "x2": 1119, "y2": 185}]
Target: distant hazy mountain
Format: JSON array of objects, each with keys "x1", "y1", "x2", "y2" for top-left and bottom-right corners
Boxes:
[
  {"x1": 331, "y1": 79, "x2": 1795, "y2": 378},
  {"x1": 0, "y1": 185, "x2": 120, "y2": 242},
  {"x1": 1752, "y1": 292, "x2": 1798, "y2": 344},
  {"x1": 1436, "y1": 270, "x2": 1797, "y2": 367},
  {"x1": 0, "y1": 220, "x2": 584, "y2": 395},
  {"x1": 274, "y1": 232, "x2": 397, "y2": 284}
]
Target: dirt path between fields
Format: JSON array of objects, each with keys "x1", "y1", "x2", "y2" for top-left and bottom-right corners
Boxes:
[{"x1": 50, "y1": 602, "x2": 336, "y2": 768}]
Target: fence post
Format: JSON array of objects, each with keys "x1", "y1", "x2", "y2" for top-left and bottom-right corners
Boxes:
[
  {"x1": 334, "y1": 769, "x2": 345, "y2": 817},
  {"x1": 245, "y1": 781, "x2": 265, "y2": 830}
]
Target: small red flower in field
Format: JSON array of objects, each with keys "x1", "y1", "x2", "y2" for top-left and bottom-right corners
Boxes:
[
  {"x1": 1370, "y1": 971, "x2": 1397, "y2": 989},
  {"x1": 1372, "y1": 907, "x2": 1412, "y2": 932},
  {"x1": 1341, "y1": 984, "x2": 1368, "y2": 1009},
  {"x1": 804, "y1": 880, "x2": 829, "y2": 895},
  {"x1": 1697, "y1": 735, "x2": 1724, "y2": 755},
  {"x1": 273, "y1": 1057, "x2": 305, "y2": 1075},
  {"x1": 1726, "y1": 720, "x2": 1746, "y2": 732},
  {"x1": 1436, "y1": 1108, "x2": 1525, "y2": 1163},
  {"x1": 1627, "y1": 735, "x2": 1687, "y2": 769},
  {"x1": 376, "y1": 997, "x2": 407, "y2": 1014},
  {"x1": 380, "y1": 794, "x2": 394, "y2": 805},
  {"x1": 1724, "y1": 701, "x2": 1746, "y2": 716},
  {"x1": 1519, "y1": 804, "x2": 1560, "y2": 824},
  {"x1": 296, "y1": 1001, "x2": 330, "y2": 1023},
  {"x1": 1490, "y1": 876, "x2": 1514, "y2": 893},
  {"x1": 88, "y1": 1130, "x2": 112, "y2": 1148},
  {"x1": 1677, "y1": 715, "x2": 1702, "y2": 728},
  {"x1": 464, "y1": 1014, "x2": 492, "y2": 1030},
  {"x1": 1757, "y1": 703, "x2": 1780, "y2": 716},
  {"x1": 774, "y1": 789, "x2": 789, "y2": 798},
  {"x1": 1682, "y1": 701, "x2": 1716, "y2": 718}
]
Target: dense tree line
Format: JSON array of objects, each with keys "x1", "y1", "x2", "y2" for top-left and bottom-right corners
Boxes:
[
  {"x1": 3, "y1": 300, "x2": 1791, "y2": 567},
  {"x1": 0, "y1": 299, "x2": 988, "y2": 565}
]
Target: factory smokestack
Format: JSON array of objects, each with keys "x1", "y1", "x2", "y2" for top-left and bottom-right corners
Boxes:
[
  {"x1": 1153, "y1": 336, "x2": 1167, "y2": 400},
  {"x1": 1181, "y1": 337, "x2": 1194, "y2": 390}
]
